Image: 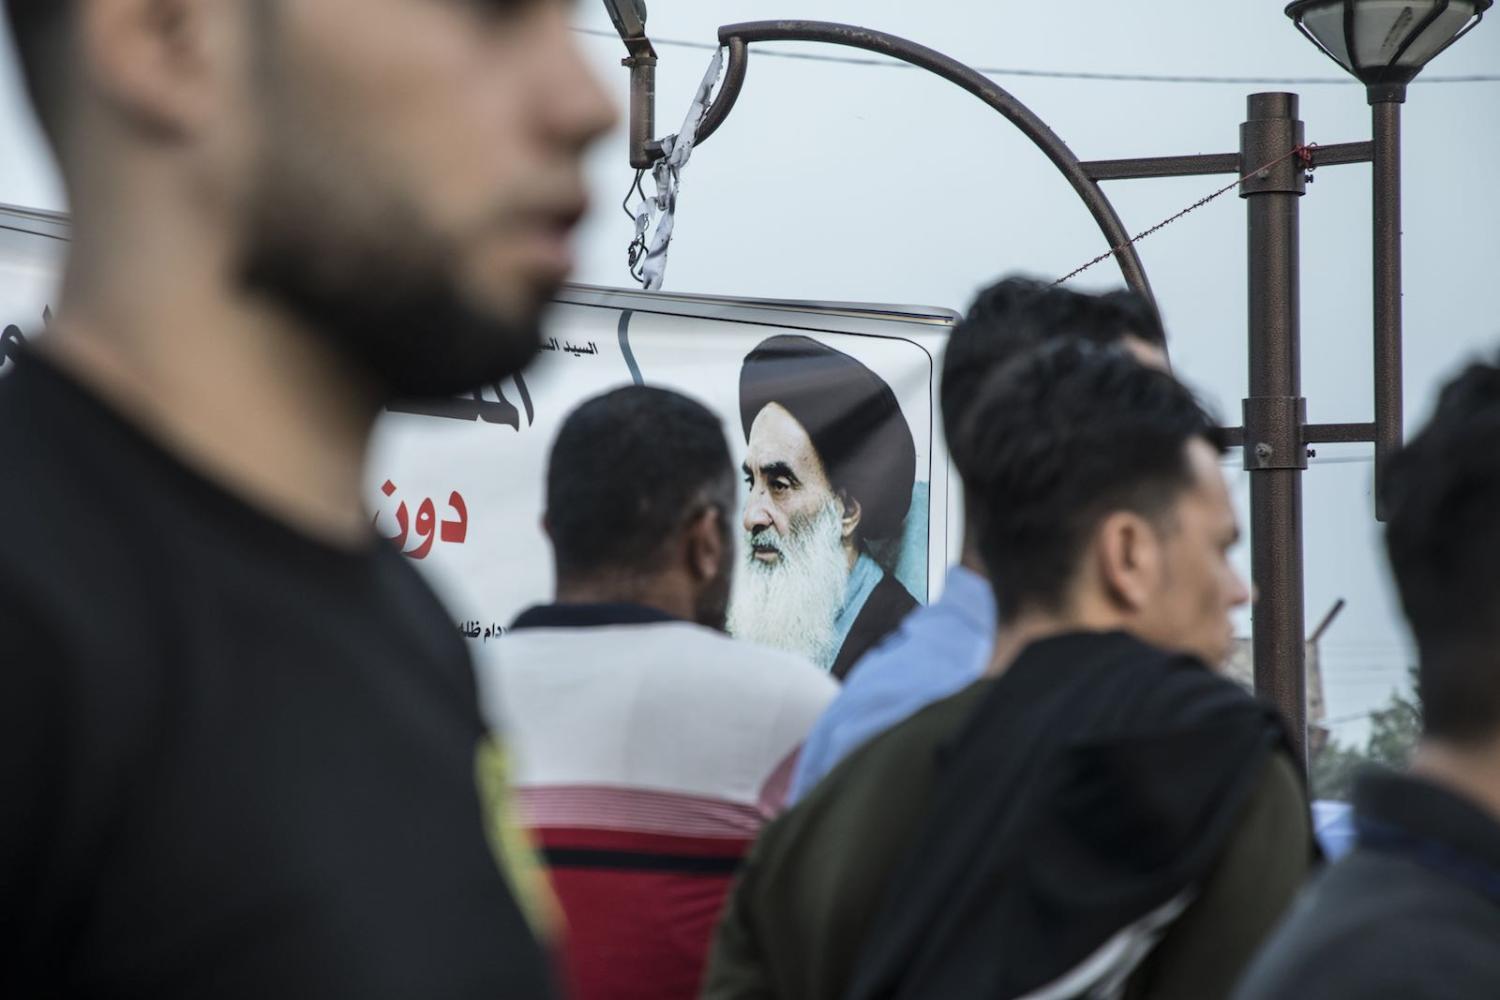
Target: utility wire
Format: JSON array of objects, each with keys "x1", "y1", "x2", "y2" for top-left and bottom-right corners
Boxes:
[
  {"x1": 575, "y1": 26, "x2": 1500, "y2": 85},
  {"x1": 1324, "y1": 706, "x2": 1409, "y2": 726},
  {"x1": 1056, "y1": 143, "x2": 1315, "y2": 284}
]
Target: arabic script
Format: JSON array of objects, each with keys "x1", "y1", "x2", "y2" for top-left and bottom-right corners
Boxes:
[
  {"x1": 540, "y1": 337, "x2": 600, "y2": 359},
  {"x1": 457, "y1": 620, "x2": 509, "y2": 643},
  {"x1": 374, "y1": 480, "x2": 469, "y2": 560},
  {"x1": 0, "y1": 325, "x2": 26, "y2": 375},
  {"x1": 0, "y1": 307, "x2": 49, "y2": 376},
  {"x1": 387, "y1": 373, "x2": 535, "y2": 431}
]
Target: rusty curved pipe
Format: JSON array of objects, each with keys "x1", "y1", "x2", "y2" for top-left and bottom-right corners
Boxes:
[
  {"x1": 695, "y1": 36, "x2": 748, "y2": 147},
  {"x1": 682, "y1": 20, "x2": 1154, "y2": 305}
]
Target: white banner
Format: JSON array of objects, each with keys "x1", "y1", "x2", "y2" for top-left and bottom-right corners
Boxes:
[{"x1": 0, "y1": 206, "x2": 960, "y2": 676}]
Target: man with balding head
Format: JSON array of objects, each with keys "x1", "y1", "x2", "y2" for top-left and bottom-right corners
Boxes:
[
  {"x1": 482, "y1": 385, "x2": 835, "y2": 1000},
  {"x1": 730, "y1": 335, "x2": 919, "y2": 678}
]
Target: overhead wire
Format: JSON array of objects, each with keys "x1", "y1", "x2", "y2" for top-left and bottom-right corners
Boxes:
[
  {"x1": 573, "y1": 26, "x2": 1500, "y2": 85},
  {"x1": 1055, "y1": 143, "x2": 1317, "y2": 284}
]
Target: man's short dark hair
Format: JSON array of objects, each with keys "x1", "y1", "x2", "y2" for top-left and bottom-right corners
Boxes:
[
  {"x1": 1382, "y1": 357, "x2": 1500, "y2": 744},
  {"x1": 941, "y1": 276, "x2": 1166, "y2": 446},
  {"x1": 5, "y1": 1, "x2": 71, "y2": 141},
  {"x1": 546, "y1": 385, "x2": 733, "y2": 580},
  {"x1": 957, "y1": 340, "x2": 1219, "y2": 620}
]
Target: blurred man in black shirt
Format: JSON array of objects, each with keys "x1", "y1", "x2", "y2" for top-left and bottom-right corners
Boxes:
[
  {"x1": 1235, "y1": 357, "x2": 1500, "y2": 999},
  {"x1": 0, "y1": 0, "x2": 613, "y2": 996}
]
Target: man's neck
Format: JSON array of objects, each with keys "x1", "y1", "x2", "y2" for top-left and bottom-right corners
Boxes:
[
  {"x1": 46, "y1": 265, "x2": 380, "y2": 547},
  {"x1": 1410, "y1": 738, "x2": 1500, "y2": 829},
  {"x1": 983, "y1": 598, "x2": 1132, "y2": 678},
  {"x1": 957, "y1": 528, "x2": 985, "y2": 575},
  {"x1": 554, "y1": 574, "x2": 694, "y2": 622},
  {"x1": 985, "y1": 616, "x2": 1071, "y2": 678}
]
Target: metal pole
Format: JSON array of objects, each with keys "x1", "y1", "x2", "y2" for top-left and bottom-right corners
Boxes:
[
  {"x1": 1371, "y1": 97, "x2": 1403, "y2": 519},
  {"x1": 623, "y1": 36, "x2": 659, "y2": 170},
  {"x1": 1241, "y1": 93, "x2": 1308, "y2": 768}
]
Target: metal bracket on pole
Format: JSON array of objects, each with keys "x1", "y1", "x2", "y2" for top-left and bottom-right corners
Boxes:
[
  {"x1": 622, "y1": 34, "x2": 660, "y2": 171},
  {"x1": 1242, "y1": 396, "x2": 1309, "y2": 471},
  {"x1": 600, "y1": 0, "x2": 660, "y2": 170}
]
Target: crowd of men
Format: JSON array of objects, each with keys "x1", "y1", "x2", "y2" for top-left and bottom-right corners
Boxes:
[{"x1": 3, "y1": 1, "x2": 1498, "y2": 999}]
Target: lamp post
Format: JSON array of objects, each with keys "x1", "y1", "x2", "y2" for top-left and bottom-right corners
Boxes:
[
  {"x1": 1286, "y1": 0, "x2": 1492, "y2": 513},
  {"x1": 604, "y1": 3, "x2": 1489, "y2": 767}
]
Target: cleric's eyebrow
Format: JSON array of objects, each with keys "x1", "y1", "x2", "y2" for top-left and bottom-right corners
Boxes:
[
  {"x1": 760, "y1": 461, "x2": 800, "y2": 486},
  {"x1": 743, "y1": 460, "x2": 801, "y2": 487}
]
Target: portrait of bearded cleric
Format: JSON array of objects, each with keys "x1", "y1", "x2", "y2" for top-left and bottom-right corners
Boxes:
[{"x1": 728, "y1": 335, "x2": 920, "y2": 678}]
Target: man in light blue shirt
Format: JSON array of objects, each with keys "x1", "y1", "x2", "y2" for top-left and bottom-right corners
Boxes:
[
  {"x1": 791, "y1": 558, "x2": 995, "y2": 800},
  {"x1": 790, "y1": 277, "x2": 1170, "y2": 802},
  {"x1": 1312, "y1": 798, "x2": 1356, "y2": 859}
]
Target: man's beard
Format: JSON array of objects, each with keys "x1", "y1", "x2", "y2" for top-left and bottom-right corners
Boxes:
[
  {"x1": 236, "y1": 115, "x2": 545, "y2": 401},
  {"x1": 728, "y1": 501, "x2": 852, "y2": 671}
]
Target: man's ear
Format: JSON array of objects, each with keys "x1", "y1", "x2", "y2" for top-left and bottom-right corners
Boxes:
[
  {"x1": 80, "y1": 0, "x2": 218, "y2": 138},
  {"x1": 1094, "y1": 510, "x2": 1162, "y2": 614},
  {"x1": 685, "y1": 507, "x2": 727, "y2": 582},
  {"x1": 837, "y1": 490, "x2": 862, "y2": 541}
]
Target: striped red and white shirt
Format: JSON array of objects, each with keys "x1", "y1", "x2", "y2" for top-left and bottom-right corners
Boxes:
[{"x1": 479, "y1": 603, "x2": 837, "y2": 1000}]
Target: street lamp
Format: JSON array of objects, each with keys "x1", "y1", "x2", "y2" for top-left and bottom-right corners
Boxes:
[
  {"x1": 1287, "y1": 0, "x2": 1491, "y2": 102},
  {"x1": 602, "y1": 0, "x2": 648, "y2": 38},
  {"x1": 1286, "y1": 0, "x2": 1491, "y2": 534}
]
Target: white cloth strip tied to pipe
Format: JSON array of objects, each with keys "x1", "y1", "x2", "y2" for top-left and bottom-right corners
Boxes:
[{"x1": 631, "y1": 46, "x2": 724, "y2": 291}]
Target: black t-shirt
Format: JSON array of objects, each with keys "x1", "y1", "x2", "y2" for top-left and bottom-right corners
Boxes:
[{"x1": 0, "y1": 355, "x2": 553, "y2": 998}]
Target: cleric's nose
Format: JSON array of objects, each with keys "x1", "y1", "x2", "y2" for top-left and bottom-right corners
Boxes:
[{"x1": 744, "y1": 488, "x2": 775, "y2": 535}]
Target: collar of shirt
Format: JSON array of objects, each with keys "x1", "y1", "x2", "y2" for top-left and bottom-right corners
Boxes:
[
  {"x1": 1354, "y1": 769, "x2": 1500, "y2": 905},
  {"x1": 831, "y1": 552, "x2": 886, "y2": 655},
  {"x1": 935, "y1": 564, "x2": 997, "y2": 636},
  {"x1": 509, "y1": 603, "x2": 680, "y2": 631}
]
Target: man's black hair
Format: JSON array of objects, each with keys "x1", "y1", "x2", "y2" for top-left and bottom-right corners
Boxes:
[
  {"x1": 1382, "y1": 356, "x2": 1500, "y2": 744},
  {"x1": 957, "y1": 339, "x2": 1220, "y2": 620},
  {"x1": 940, "y1": 276, "x2": 1166, "y2": 446},
  {"x1": 5, "y1": 1, "x2": 71, "y2": 142},
  {"x1": 546, "y1": 385, "x2": 733, "y2": 581}
]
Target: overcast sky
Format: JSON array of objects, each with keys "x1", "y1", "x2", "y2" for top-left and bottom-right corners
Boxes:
[{"x1": 1, "y1": 2, "x2": 1496, "y2": 744}]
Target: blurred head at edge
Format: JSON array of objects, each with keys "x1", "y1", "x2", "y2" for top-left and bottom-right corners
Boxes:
[{"x1": 2, "y1": 0, "x2": 616, "y2": 398}]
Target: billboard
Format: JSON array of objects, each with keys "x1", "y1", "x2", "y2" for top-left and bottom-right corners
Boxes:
[{"x1": 0, "y1": 205, "x2": 960, "y2": 677}]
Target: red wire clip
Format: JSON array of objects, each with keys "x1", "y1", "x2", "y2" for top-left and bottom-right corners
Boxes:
[{"x1": 1298, "y1": 142, "x2": 1318, "y2": 183}]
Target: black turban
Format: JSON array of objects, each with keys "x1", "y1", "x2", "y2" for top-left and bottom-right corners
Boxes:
[{"x1": 739, "y1": 335, "x2": 916, "y2": 541}]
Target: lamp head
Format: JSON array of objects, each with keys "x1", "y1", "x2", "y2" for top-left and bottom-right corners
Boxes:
[
  {"x1": 604, "y1": 0, "x2": 650, "y2": 39},
  {"x1": 1286, "y1": 0, "x2": 1492, "y2": 102}
]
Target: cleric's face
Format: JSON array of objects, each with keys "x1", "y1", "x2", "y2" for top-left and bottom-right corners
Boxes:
[
  {"x1": 741, "y1": 403, "x2": 840, "y2": 563},
  {"x1": 731, "y1": 401, "x2": 853, "y2": 669}
]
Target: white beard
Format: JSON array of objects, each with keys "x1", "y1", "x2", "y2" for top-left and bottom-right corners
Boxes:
[{"x1": 728, "y1": 501, "x2": 852, "y2": 672}]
